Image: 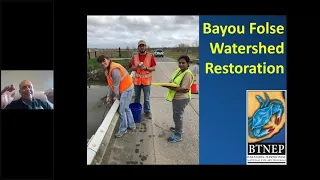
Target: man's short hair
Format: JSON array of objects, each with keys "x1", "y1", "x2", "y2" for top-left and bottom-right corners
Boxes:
[{"x1": 19, "y1": 80, "x2": 32, "y2": 89}]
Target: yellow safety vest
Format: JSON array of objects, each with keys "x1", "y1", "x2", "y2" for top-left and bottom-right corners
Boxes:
[{"x1": 166, "y1": 68, "x2": 194, "y2": 102}]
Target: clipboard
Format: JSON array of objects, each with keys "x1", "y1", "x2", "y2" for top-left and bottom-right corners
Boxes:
[{"x1": 151, "y1": 82, "x2": 179, "y2": 87}]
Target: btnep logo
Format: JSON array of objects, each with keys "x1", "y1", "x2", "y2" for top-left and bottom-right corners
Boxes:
[{"x1": 246, "y1": 90, "x2": 286, "y2": 165}]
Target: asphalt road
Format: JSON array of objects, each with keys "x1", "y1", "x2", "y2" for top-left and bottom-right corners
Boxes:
[{"x1": 154, "y1": 56, "x2": 177, "y2": 62}]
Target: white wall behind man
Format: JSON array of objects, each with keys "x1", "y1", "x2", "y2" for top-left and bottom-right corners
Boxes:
[{"x1": 1, "y1": 70, "x2": 54, "y2": 92}]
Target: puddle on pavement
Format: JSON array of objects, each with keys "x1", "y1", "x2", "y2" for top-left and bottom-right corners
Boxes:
[
  {"x1": 158, "y1": 131, "x2": 166, "y2": 138},
  {"x1": 138, "y1": 153, "x2": 148, "y2": 161},
  {"x1": 141, "y1": 155, "x2": 147, "y2": 161}
]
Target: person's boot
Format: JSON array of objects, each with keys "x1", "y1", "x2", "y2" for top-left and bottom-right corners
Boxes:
[
  {"x1": 145, "y1": 112, "x2": 152, "y2": 119},
  {"x1": 115, "y1": 130, "x2": 127, "y2": 138}
]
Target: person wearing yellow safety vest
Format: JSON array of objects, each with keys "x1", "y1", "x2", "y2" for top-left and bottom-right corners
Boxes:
[
  {"x1": 97, "y1": 55, "x2": 136, "y2": 138},
  {"x1": 163, "y1": 56, "x2": 194, "y2": 143},
  {"x1": 130, "y1": 40, "x2": 157, "y2": 120}
]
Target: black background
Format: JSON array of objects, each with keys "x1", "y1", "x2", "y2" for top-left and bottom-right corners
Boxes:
[{"x1": 0, "y1": 1, "x2": 300, "y2": 179}]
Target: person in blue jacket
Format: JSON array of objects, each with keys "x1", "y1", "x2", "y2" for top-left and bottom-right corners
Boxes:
[{"x1": 4, "y1": 80, "x2": 52, "y2": 110}]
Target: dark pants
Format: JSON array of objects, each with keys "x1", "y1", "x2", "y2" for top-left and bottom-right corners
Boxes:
[{"x1": 172, "y1": 98, "x2": 190, "y2": 136}]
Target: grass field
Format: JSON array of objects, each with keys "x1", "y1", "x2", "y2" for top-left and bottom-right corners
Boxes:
[
  {"x1": 88, "y1": 47, "x2": 199, "y2": 61},
  {"x1": 163, "y1": 51, "x2": 199, "y2": 61},
  {"x1": 88, "y1": 50, "x2": 132, "y2": 59},
  {"x1": 87, "y1": 58, "x2": 131, "y2": 71}
]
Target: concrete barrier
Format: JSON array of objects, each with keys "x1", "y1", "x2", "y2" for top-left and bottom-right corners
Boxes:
[
  {"x1": 87, "y1": 100, "x2": 120, "y2": 165},
  {"x1": 87, "y1": 71, "x2": 135, "y2": 165}
]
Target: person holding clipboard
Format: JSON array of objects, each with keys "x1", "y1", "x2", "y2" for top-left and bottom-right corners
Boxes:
[{"x1": 163, "y1": 56, "x2": 194, "y2": 143}]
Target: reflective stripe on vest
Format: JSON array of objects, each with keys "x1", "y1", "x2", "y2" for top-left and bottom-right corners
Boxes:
[
  {"x1": 107, "y1": 62, "x2": 133, "y2": 94},
  {"x1": 166, "y1": 68, "x2": 194, "y2": 102},
  {"x1": 133, "y1": 53, "x2": 152, "y2": 85},
  {"x1": 134, "y1": 73, "x2": 152, "y2": 78},
  {"x1": 120, "y1": 71, "x2": 129, "y2": 82}
]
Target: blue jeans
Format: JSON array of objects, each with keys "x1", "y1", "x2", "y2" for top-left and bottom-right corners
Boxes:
[
  {"x1": 134, "y1": 85, "x2": 151, "y2": 113},
  {"x1": 119, "y1": 88, "x2": 136, "y2": 133}
]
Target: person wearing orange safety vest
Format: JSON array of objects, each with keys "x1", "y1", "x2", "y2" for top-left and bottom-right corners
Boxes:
[
  {"x1": 97, "y1": 55, "x2": 136, "y2": 138},
  {"x1": 130, "y1": 40, "x2": 157, "y2": 120}
]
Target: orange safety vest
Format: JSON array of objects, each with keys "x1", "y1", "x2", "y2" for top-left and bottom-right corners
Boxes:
[
  {"x1": 105, "y1": 62, "x2": 133, "y2": 94},
  {"x1": 133, "y1": 52, "x2": 153, "y2": 85}
]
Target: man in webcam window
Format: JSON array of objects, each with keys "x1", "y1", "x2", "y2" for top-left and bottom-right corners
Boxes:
[{"x1": 4, "y1": 80, "x2": 53, "y2": 110}]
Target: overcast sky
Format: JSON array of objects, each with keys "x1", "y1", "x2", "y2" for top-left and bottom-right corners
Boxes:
[{"x1": 87, "y1": 16, "x2": 199, "y2": 49}]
